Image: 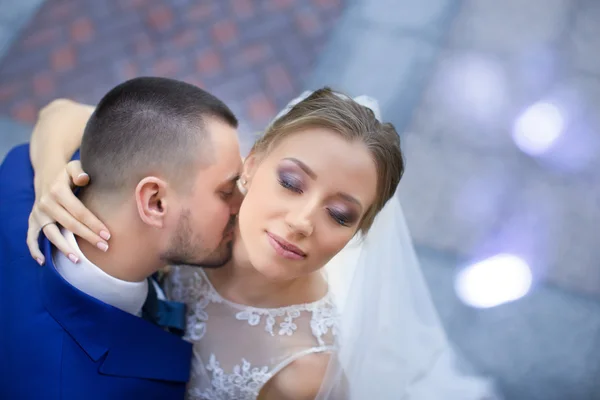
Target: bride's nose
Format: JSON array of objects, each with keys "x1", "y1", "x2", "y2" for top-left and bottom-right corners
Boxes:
[{"x1": 285, "y1": 202, "x2": 315, "y2": 237}]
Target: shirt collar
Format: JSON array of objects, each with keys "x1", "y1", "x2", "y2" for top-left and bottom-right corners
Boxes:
[{"x1": 53, "y1": 228, "x2": 148, "y2": 316}]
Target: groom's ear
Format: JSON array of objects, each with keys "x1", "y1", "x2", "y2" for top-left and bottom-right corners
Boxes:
[{"x1": 135, "y1": 177, "x2": 169, "y2": 228}]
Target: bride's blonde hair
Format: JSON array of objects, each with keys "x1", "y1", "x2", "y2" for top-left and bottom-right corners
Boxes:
[{"x1": 250, "y1": 87, "x2": 404, "y2": 233}]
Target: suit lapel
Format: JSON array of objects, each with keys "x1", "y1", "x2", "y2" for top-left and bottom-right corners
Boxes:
[{"x1": 40, "y1": 239, "x2": 192, "y2": 382}]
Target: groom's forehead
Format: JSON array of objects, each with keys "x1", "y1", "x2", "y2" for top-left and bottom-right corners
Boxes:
[
  {"x1": 205, "y1": 117, "x2": 240, "y2": 150},
  {"x1": 201, "y1": 119, "x2": 242, "y2": 182}
]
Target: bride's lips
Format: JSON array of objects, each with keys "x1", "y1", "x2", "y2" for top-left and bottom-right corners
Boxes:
[{"x1": 266, "y1": 232, "x2": 307, "y2": 260}]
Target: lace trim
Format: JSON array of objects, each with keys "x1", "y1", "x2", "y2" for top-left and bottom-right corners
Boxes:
[
  {"x1": 234, "y1": 296, "x2": 337, "y2": 343},
  {"x1": 189, "y1": 354, "x2": 270, "y2": 399}
]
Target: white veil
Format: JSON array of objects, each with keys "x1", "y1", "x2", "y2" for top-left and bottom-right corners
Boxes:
[{"x1": 274, "y1": 91, "x2": 500, "y2": 399}]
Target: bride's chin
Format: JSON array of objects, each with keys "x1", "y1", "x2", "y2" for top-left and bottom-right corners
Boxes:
[
  {"x1": 247, "y1": 249, "x2": 291, "y2": 282},
  {"x1": 254, "y1": 262, "x2": 288, "y2": 281}
]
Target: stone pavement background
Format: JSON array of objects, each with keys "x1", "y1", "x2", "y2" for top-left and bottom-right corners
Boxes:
[{"x1": 0, "y1": 0, "x2": 343, "y2": 156}]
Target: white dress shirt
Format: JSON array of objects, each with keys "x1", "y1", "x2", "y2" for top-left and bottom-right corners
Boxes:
[{"x1": 53, "y1": 229, "x2": 149, "y2": 316}]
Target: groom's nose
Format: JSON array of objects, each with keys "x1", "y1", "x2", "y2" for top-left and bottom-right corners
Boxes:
[{"x1": 229, "y1": 187, "x2": 243, "y2": 215}]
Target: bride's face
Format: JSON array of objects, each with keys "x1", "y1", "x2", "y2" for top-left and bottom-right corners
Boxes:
[{"x1": 238, "y1": 127, "x2": 378, "y2": 280}]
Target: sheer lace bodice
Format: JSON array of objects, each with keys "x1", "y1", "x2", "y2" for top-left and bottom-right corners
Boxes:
[{"x1": 165, "y1": 266, "x2": 338, "y2": 400}]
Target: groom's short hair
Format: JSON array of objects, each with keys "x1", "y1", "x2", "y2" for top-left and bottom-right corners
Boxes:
[{"x1": 80, "y1": 77, "x2": 237, "y2": 195}]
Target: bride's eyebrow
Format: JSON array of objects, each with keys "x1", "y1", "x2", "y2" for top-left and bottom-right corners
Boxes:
[
  {"x1": 338, "y1": 192, "x2": 362, "y2": 209},
  {"x1": 283, "y1": 157, "x2": 316, "y2": 179}
]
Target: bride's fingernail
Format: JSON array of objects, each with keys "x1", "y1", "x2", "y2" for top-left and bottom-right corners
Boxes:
[
  {"x1": 77, "y1": 173, "x2": 89, "y2": 179},
  {"x1": 68, "y1": 254, "x2": 79, "y2": 263},
  {"x1": 100, "y1": 230, "x2": 111, "y2": 240},
  {"x1": 97, "y1": 242, "x2": 109, "y2": 252},
  {"x1": 36, "y1": 258, "x2": 44, "y2": 265}
]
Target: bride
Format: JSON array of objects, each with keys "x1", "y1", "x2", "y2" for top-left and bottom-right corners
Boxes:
[{"x1": 27, "y1": 88, "x2": 498, "y2": 399}]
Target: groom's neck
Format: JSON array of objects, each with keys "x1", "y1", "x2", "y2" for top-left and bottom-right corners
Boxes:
[
  {"x1": 76, "y1": 194, "x2": 164, "y2": 282},
  {"x1": 76, "y1": 219, "x2": 163, "y2": 283}
]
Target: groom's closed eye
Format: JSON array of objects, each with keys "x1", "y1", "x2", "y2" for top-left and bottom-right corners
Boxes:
[
  {"x1": 220, "y1": 191, "x2": 234, "y2": 200},
  {"x1": 219, "y1": 174, "x2": 240, "y2": 200}
]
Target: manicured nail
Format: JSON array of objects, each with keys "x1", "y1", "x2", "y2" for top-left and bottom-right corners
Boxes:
[
  {"x1": 77, "y1": 173, "x2": 89, "y2": 179},
  {"x1": 68, "y1": 254, "x2": 79, "y2": 264},
  {"x1": 36, "y1": 258, "x2": 44, "y2": 265},
  {"x1": 99, "y1": 230, "x2": 111, "y2": 240},
  {"x1": 97, "y1": 242, "x2": 109, "y2": 252}
]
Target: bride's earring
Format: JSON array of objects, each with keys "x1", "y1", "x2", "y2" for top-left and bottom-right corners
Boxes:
[{"x1": 237, "y1": 177, "x2": 248, "y2": 196}]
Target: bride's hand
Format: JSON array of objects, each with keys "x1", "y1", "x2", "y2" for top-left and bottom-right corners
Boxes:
[{"x1": 27, "y1": 161, "x2": 110, "y2": 264}]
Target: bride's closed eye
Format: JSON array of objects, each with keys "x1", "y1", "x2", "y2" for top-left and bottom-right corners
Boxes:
[
  {"x1": 278, "y1": 171, "x2": 303, "y2": 194},
  {"x1": 328, "y1": 208, "x2": 353, "y2": 227},
  {"x1": 276, "y1": 169, "x2": 355, "y2": 227}
]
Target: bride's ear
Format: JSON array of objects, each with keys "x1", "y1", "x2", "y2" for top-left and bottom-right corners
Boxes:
[
  {"x1": 241, "y1": 152, "x2": 259, "y2": 183},
  {"x1": 237, "y1": 153, "x2": 259, "y2": 196}
]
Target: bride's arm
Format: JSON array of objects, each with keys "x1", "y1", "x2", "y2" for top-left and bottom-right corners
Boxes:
[
  {"x1": 30, "y1": 99, "x2": 94, "y2": 195},
  {"x1": 258, "y1": 353, "x2": 330, "y2": 400},
  {"x1": 27, "y1": 99, "x2": 110, "y2": 264}
]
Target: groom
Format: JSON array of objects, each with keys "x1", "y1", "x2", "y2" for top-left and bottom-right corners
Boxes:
[{"x1": 0, "y1": 77, "x2": 244, "y2": 399}]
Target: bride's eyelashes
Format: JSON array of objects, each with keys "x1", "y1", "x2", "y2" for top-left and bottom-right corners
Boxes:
[
  {"x1": 276, "y1": 169, "x2": 355, "y2": 227},
  {"x1": 328, "y1": 208, "x2": 352, "y2": 226},
  {"x1": 278, "y1": 171, "x2": 303, "y2": 193}
]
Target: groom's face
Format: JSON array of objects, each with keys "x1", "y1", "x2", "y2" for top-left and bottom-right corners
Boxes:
[{"x1": 163, "y1": 118, "x2": 243, "y2": 268}]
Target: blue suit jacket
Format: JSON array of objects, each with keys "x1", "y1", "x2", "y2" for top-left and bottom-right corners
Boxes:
[{"x1": 0, "y1": 144, "x2": 193, "y2": 399}]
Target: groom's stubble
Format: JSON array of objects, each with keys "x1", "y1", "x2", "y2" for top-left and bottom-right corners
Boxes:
[{"x1": 161, "y1": 209, "x2": 237, "y2": 268}]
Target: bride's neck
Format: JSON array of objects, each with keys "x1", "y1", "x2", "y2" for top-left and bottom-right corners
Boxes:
[{"x1": 206, "y1": 228, "x2": 326, "y2": 308}]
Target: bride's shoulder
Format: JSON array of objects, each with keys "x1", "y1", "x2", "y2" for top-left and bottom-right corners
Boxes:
[{"x1": 258, "y1": 352, "x2": 331, "y2": 400}]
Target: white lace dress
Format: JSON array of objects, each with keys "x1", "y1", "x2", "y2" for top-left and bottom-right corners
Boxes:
[{"x1": 165, "y1": 266, "x2": 338, "y2": 400}]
